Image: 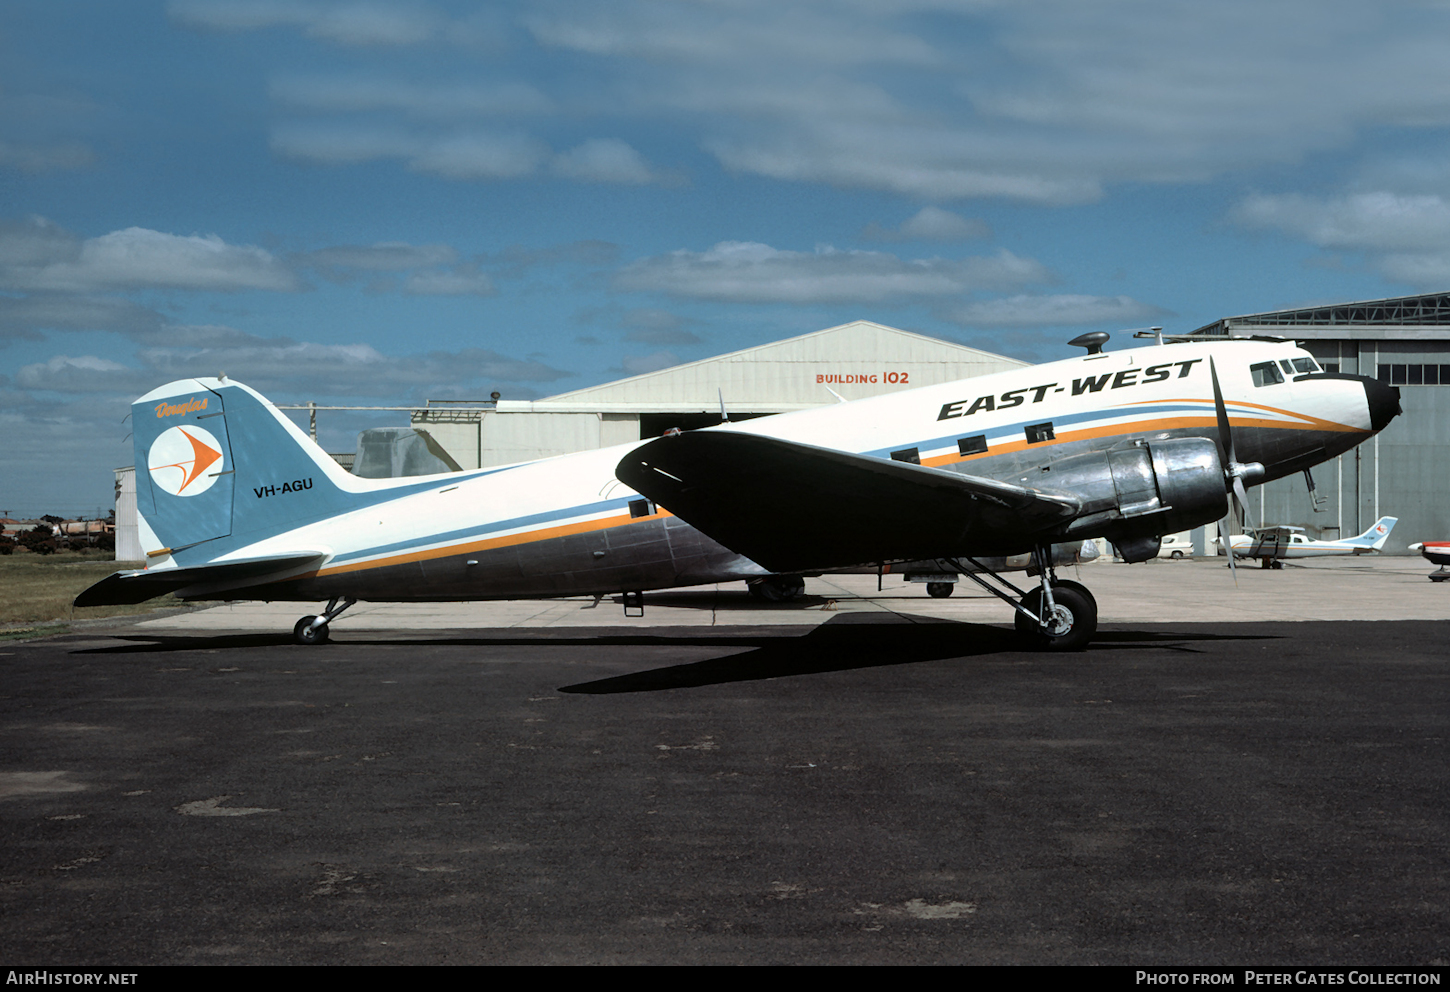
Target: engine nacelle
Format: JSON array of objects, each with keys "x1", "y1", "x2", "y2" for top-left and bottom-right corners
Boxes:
[{"x1": 1046, "y1": 437, "x2": 1229, "y2": 561}]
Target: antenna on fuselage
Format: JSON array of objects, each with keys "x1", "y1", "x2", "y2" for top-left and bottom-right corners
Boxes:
[
  {"x1": 718, "y1": 388, "x2": 729, "y2": 423},
  {"x1": 1068, "y1": 331, "x2": 1110, "y2": 354}
]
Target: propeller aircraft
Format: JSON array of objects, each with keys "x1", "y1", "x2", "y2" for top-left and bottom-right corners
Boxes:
[
  {"x1": 1217, "y1": 517, "x2": 1398, "y2": 569},
  {"x1": 77, "y1": 333, "x2": 1401, "y2": 650}
]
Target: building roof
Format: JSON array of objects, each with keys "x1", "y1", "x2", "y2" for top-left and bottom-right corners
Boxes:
[
  {"x1": 1192, "y1": 291, "x2": 1450, "y2": 340},
  {"x1": 497, "y1": 320, "x2": 1029, "y2": 414}
]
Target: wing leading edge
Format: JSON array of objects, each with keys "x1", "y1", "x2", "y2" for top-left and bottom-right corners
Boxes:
[{"x1": 615, "y1": 431, "x2": 1080, "y2": 572}]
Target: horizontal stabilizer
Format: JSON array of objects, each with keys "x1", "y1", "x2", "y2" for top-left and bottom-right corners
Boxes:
[
  {"x1": 74, "y1": 552, "x2": 328, "y2": 607},
  {"x1": 615, "y1": 431, "x2": 1079, "y2": 572}
]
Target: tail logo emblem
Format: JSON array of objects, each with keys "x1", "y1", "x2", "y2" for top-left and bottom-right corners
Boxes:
[{"x1": 148, "y1": 425, "x2": 225, "y2": 497}]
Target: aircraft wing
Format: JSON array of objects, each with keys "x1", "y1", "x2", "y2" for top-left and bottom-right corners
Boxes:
[
  {"x1": 74, "y1": 551, "x2": 328, "y2": 607},
  {"x1": 615, "y1": 431, "x2": 1080, "y2": 572}
]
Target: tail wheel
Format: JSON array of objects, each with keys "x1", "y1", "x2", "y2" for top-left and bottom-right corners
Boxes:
[
  {"x1": 293, "y1": 616, "x2": 330, "y2": 645},
  {"x1": 1014, "y1": 586, "x2": 1096, "y2": 651}
]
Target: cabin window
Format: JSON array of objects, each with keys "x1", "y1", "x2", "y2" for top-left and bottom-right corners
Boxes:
[
  {"x1": 957, "y1": 434, "x2": 988, "y2": 456},
  {"x1": 1250, "y1": 362, "x2": 1285, "y2": 387},
  {"x1": 890, "y1": 447, "x2": 921, "y2": 464},
  {"x1": 1025, "y1": 422, "x2": 1055, "y2": 444},
  {"x1": 629, "y1": 499, "x2": 654, "y2": 518}
]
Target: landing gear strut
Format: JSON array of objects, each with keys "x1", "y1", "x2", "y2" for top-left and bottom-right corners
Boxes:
[
  {"x1": 949, "y1": 547, "x2": 1097, "y2": 651},
  {"x1": 293, "y1": 596, "x2": 356, "y2": 645}
]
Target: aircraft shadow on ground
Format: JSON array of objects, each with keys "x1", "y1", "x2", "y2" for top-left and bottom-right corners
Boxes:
[
  {"x1": 71, "y1": 614, "x2": 1279, "y2": 692},
  {"x1": 554, "y1": 617, "x2": 1280, "y2": 694}
]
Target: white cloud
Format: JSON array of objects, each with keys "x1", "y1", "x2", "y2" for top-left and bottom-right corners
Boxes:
[
  {"x1": 1232, "y1": 190, "x2": 1450, "y2": 288},
  {"x1": 402, "y1": 267, "x2": 496, "y2": 296},
  {"x1": 273, "y1": 124, "x2": 551, "y2": 179},
  {"x1": 525, "y1": 4, "x2": 940, "y2": 68},
  {"x1": 940, "y1": 294, "x2": 1171, "y2": 329},
  {"x1": 863, "y1": 207, "x2": 992, "y2": 242},
  {"x1": 302, "y1": 241, "x2": 458, "y2": 272},
  {"x1": 551, "y1": 139, "x2": 658, "y2": 185},
  {"x1": 615, "y1": 241, "x2": 1051, "y2": 304},
  {"x1": 1232, "y1": 192, "x2": 1450, "y2": 251},
  {"x1": 16, "y1": 354, "x2": 148, "y2": 394},
  {"x1": 408, "y1": 132, "x2": 549, "y2": 179},
  {"x1": 1, "y1": 225, "x2": 300, "y2": 293},
  {"x1": 170, "y1": 1, "x2": 443, "y2": 46},
  {"x1": 270, "y1": 76, "x2": 553, "y2": 117}
]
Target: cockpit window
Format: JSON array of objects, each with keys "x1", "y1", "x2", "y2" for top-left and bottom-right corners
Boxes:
[
  {"x1": 1279, "y1": 360, "x2": 1295, "y2": 375},
  {"x1": 1291, "y1": 357, "x2": 1319, "y2": 374},
  {"x1": 1250, "y1": 361, "x2": 1285, "y2": 387}
]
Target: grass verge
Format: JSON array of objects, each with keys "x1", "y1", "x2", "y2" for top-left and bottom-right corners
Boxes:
[{"x1": 0, "y1": 550, "x2": 181, "y2": 629}]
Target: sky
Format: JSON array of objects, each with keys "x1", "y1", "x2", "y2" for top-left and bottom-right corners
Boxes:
[{"x1": 6, "y1": 0, "x2": 1450, "y2": 517}]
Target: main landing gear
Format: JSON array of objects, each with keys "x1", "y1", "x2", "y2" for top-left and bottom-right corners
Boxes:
[
  {"x1": 948, "y1": 547, "x2": 1098, "y2": 651},
  {"x1": 748, "y1": 574, "x2": 806, "y2": 602},
  {"x1": 293, "y1": 596, "x2": 356, "y2": 645}
]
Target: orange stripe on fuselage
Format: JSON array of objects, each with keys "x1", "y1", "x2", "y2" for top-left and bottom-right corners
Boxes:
[
  {"x1": 1127, "y1": 397, "x2": 1360, "y2": 434},
  {"x1": 922, "y1": 409, "x2": 1360, "y2": 469},
  {"x1": 298, "y1": 508, "x2": 676, "y2": 581}
]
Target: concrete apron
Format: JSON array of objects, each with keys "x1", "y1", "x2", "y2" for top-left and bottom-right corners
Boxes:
[{"x1": 132, "y1": 556, "x2": 1450, "y2": 631}]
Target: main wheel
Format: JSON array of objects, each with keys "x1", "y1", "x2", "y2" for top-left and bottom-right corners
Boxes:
[
  {"x1": 748, "y1": 575, "x2": 806, "y2": 602},
  {"x1": 1049, "y1": 578, "x2": 1097, "y2": 611},
  {"x1": 926, "y1": 581, "x2": 954, "y2": 598},
  {"x1": 1014, "y1": 586, "x2": 1097, "y2": 651},
  {"x1": 293, "y1": 616, "x2": 330, "y2": 645}
]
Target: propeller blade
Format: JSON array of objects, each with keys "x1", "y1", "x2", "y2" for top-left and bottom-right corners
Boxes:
[
  {"x1": 1209, "y1": 356, "x2": 1235, "y2": 468},
  {"x1": 1223, "y1": 517, "x2": 1238, "y2": 586},
  {"x1": 1232, "y1": 474, "x2": 1251, "y2": 529}
]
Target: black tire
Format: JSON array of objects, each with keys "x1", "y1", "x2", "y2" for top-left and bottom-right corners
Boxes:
[
  {"x1": 293, "y1": 616, "x2": 330, "y2": 645},
  {"x1": 1013, "y1": 586, "x2": 1097, "y2": 651},
  {"x1": 926, "y1": 582, "x2": 954, "y2": 598},
  {"x1": 1170, "y1": 550, "x2": 1185, "y2": 559},
  {"x1": 1049, "y1": 578, "x2": 1097, "y2": 611},
  {"x1": 748, "y1": 575, "x2": 805, "y2": 602}
]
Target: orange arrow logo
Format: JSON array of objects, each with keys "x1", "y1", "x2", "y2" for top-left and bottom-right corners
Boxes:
[{"x1": 150, "y1": 427, "x2": 224, "y2": 494}]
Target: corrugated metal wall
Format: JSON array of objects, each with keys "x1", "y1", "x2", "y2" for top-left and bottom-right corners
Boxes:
[{"x1": 114, "y1": 467, "x2": 141, "y2": 561}]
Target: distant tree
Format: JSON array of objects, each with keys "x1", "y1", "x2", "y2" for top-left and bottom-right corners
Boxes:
[
  {"x1": 0, "y1": 535, "x2": 15, "y2": 556},
  {"x1": 19, "y1": 525, "x2": 57, "y2": 555},
  {"x1": 41, "y1": 515, "x2": 65, "y2": 524}
]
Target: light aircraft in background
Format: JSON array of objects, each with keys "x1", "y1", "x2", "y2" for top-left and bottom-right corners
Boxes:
[
  {"x1": 78, "y1": 333, "x2": 1401, "y2": 651},
  {"x1": 1216, "y1": 516, "x2": 1398, "y2": 569},
  {"x1": 1408, "y1": 541, "x2": 1450, "y2": 581}
]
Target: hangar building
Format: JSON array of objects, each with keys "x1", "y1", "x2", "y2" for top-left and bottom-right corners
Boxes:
[
  {"x1": 1191, "y1": 291, "x2": 1450, "y2": 552},
  {"x1": 412, "y1": 320, "x2": 1030, "y2": 468}
]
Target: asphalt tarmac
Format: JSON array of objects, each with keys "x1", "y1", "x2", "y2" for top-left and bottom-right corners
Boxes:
[{"x1": 1, "y1": 596, "x2": 1446, "y2": 964}]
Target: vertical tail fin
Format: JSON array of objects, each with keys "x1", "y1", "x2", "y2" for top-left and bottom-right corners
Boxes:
[
  {"x1": 1349, "y1": 516, "x2": 1397, "y2": 550},
  {"x1": 133, "y1": 378, "x2": 361, "y2": 562}
]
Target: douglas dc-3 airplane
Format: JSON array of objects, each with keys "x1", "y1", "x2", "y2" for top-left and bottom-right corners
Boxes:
[{"x1": 77, "y1": 334, "x2": 1401, "y2": 651}]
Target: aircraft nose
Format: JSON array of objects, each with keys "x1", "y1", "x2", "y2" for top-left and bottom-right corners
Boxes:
[{"x1": 1362, "y1": 376, "x2": 1402, "y2": 432}]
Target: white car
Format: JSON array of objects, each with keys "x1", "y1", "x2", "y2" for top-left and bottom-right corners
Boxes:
[{"x1": 1158, "y1": 532, "x2": 1194, "y2": 559}]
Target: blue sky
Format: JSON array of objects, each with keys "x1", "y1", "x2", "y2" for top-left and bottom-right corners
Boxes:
[{"x1": 5, "y1": 0, "x2": 1450, "y2": 516}]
